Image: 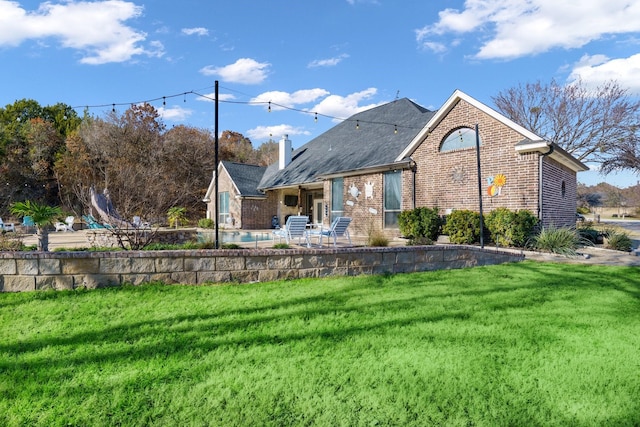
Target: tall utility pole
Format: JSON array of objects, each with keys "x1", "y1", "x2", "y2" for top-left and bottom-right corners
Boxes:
[
  {"x1": 475, "y1": 124, "x2": 485, "y2": 248},
  {"x1": 214, "y1": 81, "x2": 219, "y2": 249}
]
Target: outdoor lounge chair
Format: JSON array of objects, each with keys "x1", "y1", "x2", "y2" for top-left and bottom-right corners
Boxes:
[
  {"x1": 272, "y1": 215, "x2": 311, "y2": 247},
  {"x1": 55, "y1": 216, "x2": 75, "y2": 232},
  {"x1": 0, "y1": 218, "x2": 15, "y2": 232},
  {"x1": 309, "y1": 216, "x2": 352, "y2": 247},
  {"x1": 83, "y1": 214, "x2": 110, "y2": 229},
  {"x1": 21, "y1": 216, "x2": 35, "y2": 233}
]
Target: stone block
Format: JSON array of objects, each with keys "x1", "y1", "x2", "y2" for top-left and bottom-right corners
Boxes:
[
  {"x1": 36, "y1": 275, "x2": 73, "y2": 291},
  {"x1": 258, "y1": 269, "x2": 280, "y2": 283},
  {"x1": 16, "y1": 259, "x2": 38, "y2": 275},
  {"x1": 0, "y1": 259, "x2": 17, "y2": 275},
  {"x1": 246, "y1": 256, "x2": 268, "y2": 270},
  {"x1": 196, "y1": 271, "x2": 229, "y2": 284},
  {"x1": 39, "y1": 259, "x2": 61, "y2": 275},
  {"x1": 121, "y1": 274, "x2": 152, "y2": 286},
  {"x1": 297, "y1": 268, "x2": 318, "y2": 279},
  {"x1": 217, "y1": 256, "x2": 246, "y2": 271},
  {"x1": 3, "y1": 276, "x2": 35, "y2": 292},
  {"x1": 100, "y1": 258, "x2": 155, "y2": 274},
  {"x1": 395, "y1": 251, "x2": 415, "y2": 265},
  {"x1": 185, "y1": 257, "x2": 216, "y2": 272},
  {"x1": 230, "y1": 270, "x2": 259, "y2": 283},
  {"x1": 267, "y1": 255, "x2": 291, "y2": 269},
  {"x1": 155, "y1": 257, "x2": 184, "y2": 273},
  {"x1": 75, "y1": 274, "x2": 120, "y2": 289},
  {"x1": 61, "y1": 258, "x2": 100, "y2": 274}
]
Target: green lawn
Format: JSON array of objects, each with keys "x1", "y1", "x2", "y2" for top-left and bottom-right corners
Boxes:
[{"x1": 1, "y1": 261, "x2": 639, "y2": 426}]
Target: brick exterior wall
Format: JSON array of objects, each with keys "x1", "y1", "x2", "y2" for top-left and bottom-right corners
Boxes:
[
  {"x1": 205, "y1": 168, "x2": 276, "y2": 230},
  {"x1": 410, "y1": 99, "x2": 542, "y2": 218},
  {"x1": 541, "y1": 157, "x2": 578, "y2": 227}
]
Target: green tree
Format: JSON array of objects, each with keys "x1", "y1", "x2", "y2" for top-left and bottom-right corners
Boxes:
[
  {"x1": 167, "y1": 206, "x2": 187, "y2": 229},
  {"x1": 10, "y1": 200, "x2": 63, "y2": 251}
]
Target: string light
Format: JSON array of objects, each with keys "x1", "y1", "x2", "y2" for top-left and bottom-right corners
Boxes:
[{"x1": 72, "y1": 86, "x2": 417, "y2": 135}]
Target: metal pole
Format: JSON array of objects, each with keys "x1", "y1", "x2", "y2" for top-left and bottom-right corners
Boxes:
[
  {"x1": 214, "y1": 80, "x2": 219, "y2": 249},
  {"x1": 475, "y1": 124, "x2": 484, "y2": 248}
]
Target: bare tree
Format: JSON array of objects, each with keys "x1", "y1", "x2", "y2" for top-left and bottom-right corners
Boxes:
[{"x1": 493, "y1": 79, "x2": 640, "y2": 167}]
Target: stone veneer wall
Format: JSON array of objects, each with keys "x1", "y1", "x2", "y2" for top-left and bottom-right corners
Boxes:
[{"x1": 0, "y1": 246, "x2": 523, "y2": 292}]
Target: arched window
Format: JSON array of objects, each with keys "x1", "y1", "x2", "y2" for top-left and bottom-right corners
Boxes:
[{"x1": 440, "y1": 127, "x2": 480, "y2": 152}]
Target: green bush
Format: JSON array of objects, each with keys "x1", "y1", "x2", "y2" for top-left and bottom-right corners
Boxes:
[
  {"x1": 442, "y1": 210, "x2": 481, "y2": 244},
  {"x1": 605, "y1": 232, "x2": 633, "y2": 252},
  {"x1": 398, "y1": 207, "x2": 443, "y2": 240},
  {"x1": 485, "y1": 208, "x2": 538, "y2": 247},
  {"x1": 273, "y1": 243, "x2": 291, "y2": 249},
  {"x1": 529, "y1": 225, "x2": 591, "y2": 256},
  {"x1": 221, "y1": 243, "x2": 241, "y2": 249},
  {"x1": 367, "y1": 229, "x2": 389, "y2": 247},
  {"x1": 406, "y1": 236, "x2": 434, "y2": 246},
  {"x1": 198, "y1": 218, "x2": 215, "y2": 229}
]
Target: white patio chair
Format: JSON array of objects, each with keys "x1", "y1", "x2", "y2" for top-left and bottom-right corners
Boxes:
[
  {"x1": 55, "y1": 216, "x2": 75, "y2": 232},
  {"x1": 0, "y1": 218, "x2": 15, "y2": 232},
  {"x1": 272, "y1": 215, "x2": 311, "y2": 247},
  {"x1": 309, "y1": 217, "x2": 352, "y2": 247}
]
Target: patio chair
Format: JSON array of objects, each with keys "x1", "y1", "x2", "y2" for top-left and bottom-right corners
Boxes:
[
  {"x1": 55, "y1": 216, "x2": 76, "y2": 232},
  {"x1": 272, "y1": 215, "x2": 311, "y2": 247},
  {"x1": 83, "y1": 214, "x2": 109, "y2": 229},
  {"x1": 22, "y1": 216, "x2": 35, "y2": 233},
  {"x1": 0, "y1": 217, "x2": 16, "y2": 232},
  {"x1": 309, "y1": 217, "x2": 352, "y2": 247}
]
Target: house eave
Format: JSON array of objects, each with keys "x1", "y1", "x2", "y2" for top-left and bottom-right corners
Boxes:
[
  {"x1": 318, "y1": 160, "x2": 413, "y2": 180},
  {"x1": 515, "y1": 140, "x2": 589, "y2": 172}
]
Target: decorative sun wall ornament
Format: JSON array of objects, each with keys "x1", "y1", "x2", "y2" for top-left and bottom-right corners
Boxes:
[
  {"x1": 349, "y1": 183, "x2": 361, "y2": 199},
  {"x1": 487, "y1": 174, "x2": 506, "y2": 197},
  {"x1": 451, "y1": 166, "x2": 466, "y2": 184},
  {"x1": 364, "y1": 181, "x2": 374, "y2": 199}
]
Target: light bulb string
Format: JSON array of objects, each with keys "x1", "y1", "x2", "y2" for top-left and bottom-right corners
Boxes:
[{"x1": 71, "y1": 86, "x2": 420, "y2": 131}]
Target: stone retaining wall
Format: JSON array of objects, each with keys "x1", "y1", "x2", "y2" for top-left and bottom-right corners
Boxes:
[{"x1": 0, "y1": 245, "x2": 524, "y2": 292}]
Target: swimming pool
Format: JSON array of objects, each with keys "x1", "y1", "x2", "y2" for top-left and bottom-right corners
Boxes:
[{"x1": 198, "y1": 230, "x2": 273, "y2": 244}]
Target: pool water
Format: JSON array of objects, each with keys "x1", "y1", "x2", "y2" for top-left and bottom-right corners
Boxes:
[{"x1": 198, "y1": 231, "x2": 273, "y2": 244}]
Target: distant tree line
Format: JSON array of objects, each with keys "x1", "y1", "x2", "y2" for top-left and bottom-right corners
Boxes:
[{"x1": 0, "y1": 100, "x2": 277, "y2": 222}]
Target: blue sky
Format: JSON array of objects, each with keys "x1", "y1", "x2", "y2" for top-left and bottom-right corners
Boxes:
[{"x1": 1, "y1": 0, "x2": 640, "y2": 188}]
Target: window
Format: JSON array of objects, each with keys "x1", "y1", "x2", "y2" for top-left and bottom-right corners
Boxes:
[
  {"x1": 561, "y1": 181, "x2": 566, "y2": 198},
  {"x1": 219, "y1": 191, "x2": 230, "y2": 225},
  {"x1": 331, "y1": 178, "x2": 343, "y2": 222},
  {"x1": 384, "y1": 170, "x2": 402, "y2": 228},
  {"x1": 440, "y1": 127, "x2": 481, "y2": 152}
]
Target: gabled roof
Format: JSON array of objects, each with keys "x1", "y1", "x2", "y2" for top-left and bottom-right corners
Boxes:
[
  {"x1": 203, "y1": 161, "x2": 267, "y2": 202},
  {"x1": 258, "y1": 98, "x2": 435, "y2": 190},
  {"x1": 396, "y1": 89, "x2": 587, "y2": 172}
]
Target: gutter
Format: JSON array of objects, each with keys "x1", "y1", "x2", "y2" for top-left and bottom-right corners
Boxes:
[{"x1": 539, "y1": 145, "x2": 554, "y2": 222}]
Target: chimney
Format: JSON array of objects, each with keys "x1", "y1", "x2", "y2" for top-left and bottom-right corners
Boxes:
[{"x1": 279, "y1": 134, "x2": 292, "y2": 170}]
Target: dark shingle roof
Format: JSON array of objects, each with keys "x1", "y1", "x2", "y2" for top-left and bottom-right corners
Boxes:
[
  {"x1": 258, "y1": 98, "x2": 434, "y2": 189},
  {"x1": 222, "y1": 161, "x2": 267, "y2": 197}
]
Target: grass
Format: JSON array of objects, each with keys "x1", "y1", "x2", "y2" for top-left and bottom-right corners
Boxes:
[{"x1": 1, "y1": 262, "x2": 640, "y2": 426}]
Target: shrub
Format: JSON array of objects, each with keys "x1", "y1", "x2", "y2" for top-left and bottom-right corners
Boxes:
[
  {"x1": 485, "y1": 208, "x2": 537, "y2": 247},
  {"x1": 442, "y1": 210, "x2": 481, "y2": 244},
  {"x1": 0, "y1": 232, "x2": 23, "y2": 251},
  {"x1": 198, "y1": 218, "x2": 215, "y2": 229},
  {"x1": 273, "y1": 243, "x2": 291, "y2": 249},
  {"x1": 221, "y1": 243, "x2": 241, "y2": 249},
  {"x1": 529, "y1": 225, "x2": 591, "y2": 256},
  {"x1": 605, "y1": 232, "x2": 633, "y2": 252},
  {"x1": 367, "y1": 229, "x2": 389, "y2": 247},
  {"x1": 406, "y1": 236, "x2": 434, "y2": 246},
  {"x1": 398, "y1": 207, "x2": 442, "y2": 240}
]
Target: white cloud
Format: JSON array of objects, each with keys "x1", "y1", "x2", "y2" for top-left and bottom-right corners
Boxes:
[
  {"x1": 158, "y1": 105, "x2": 192, "y2": 122},
  {"x1": 250, "y1": 89, "x2": 330, "y2": 110},
  {"x1": 246, "y1": 124, "x2": 310, "y2": 141},
  {"x1": 182, "y1": 27, "x2": 208, "y2": 36},
  {"x1": 200, "y1": 58, "x2": 270, "y2": 84},
  {"x1": 311, "y1": 88, "x2": 382, "y2": 121},
  {"x1": 568, "y1": 53, "x2": 640, "y2": 95},
  {"x1": 0, "y1": 0, "x2": 163, "y2": 64},
  {"x1": 416, "y1": 1, "x2": 640, "y2": 60},
  {"x1": 308, "y1": 54, "x2": 349, "y2": 68}
]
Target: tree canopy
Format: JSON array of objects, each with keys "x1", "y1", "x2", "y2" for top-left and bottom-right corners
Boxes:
[{"x1": 493, "y1": 79, "x2": 640, "y2": 174}]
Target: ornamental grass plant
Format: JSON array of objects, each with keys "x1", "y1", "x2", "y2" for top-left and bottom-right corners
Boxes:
[{"x1": 2, "y1": 262, "x2": 639, "y2": 426}]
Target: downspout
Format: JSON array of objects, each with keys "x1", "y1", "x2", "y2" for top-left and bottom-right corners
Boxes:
[{"x1": 538, "y1": 145, "x2": 554, "y2": 224}]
